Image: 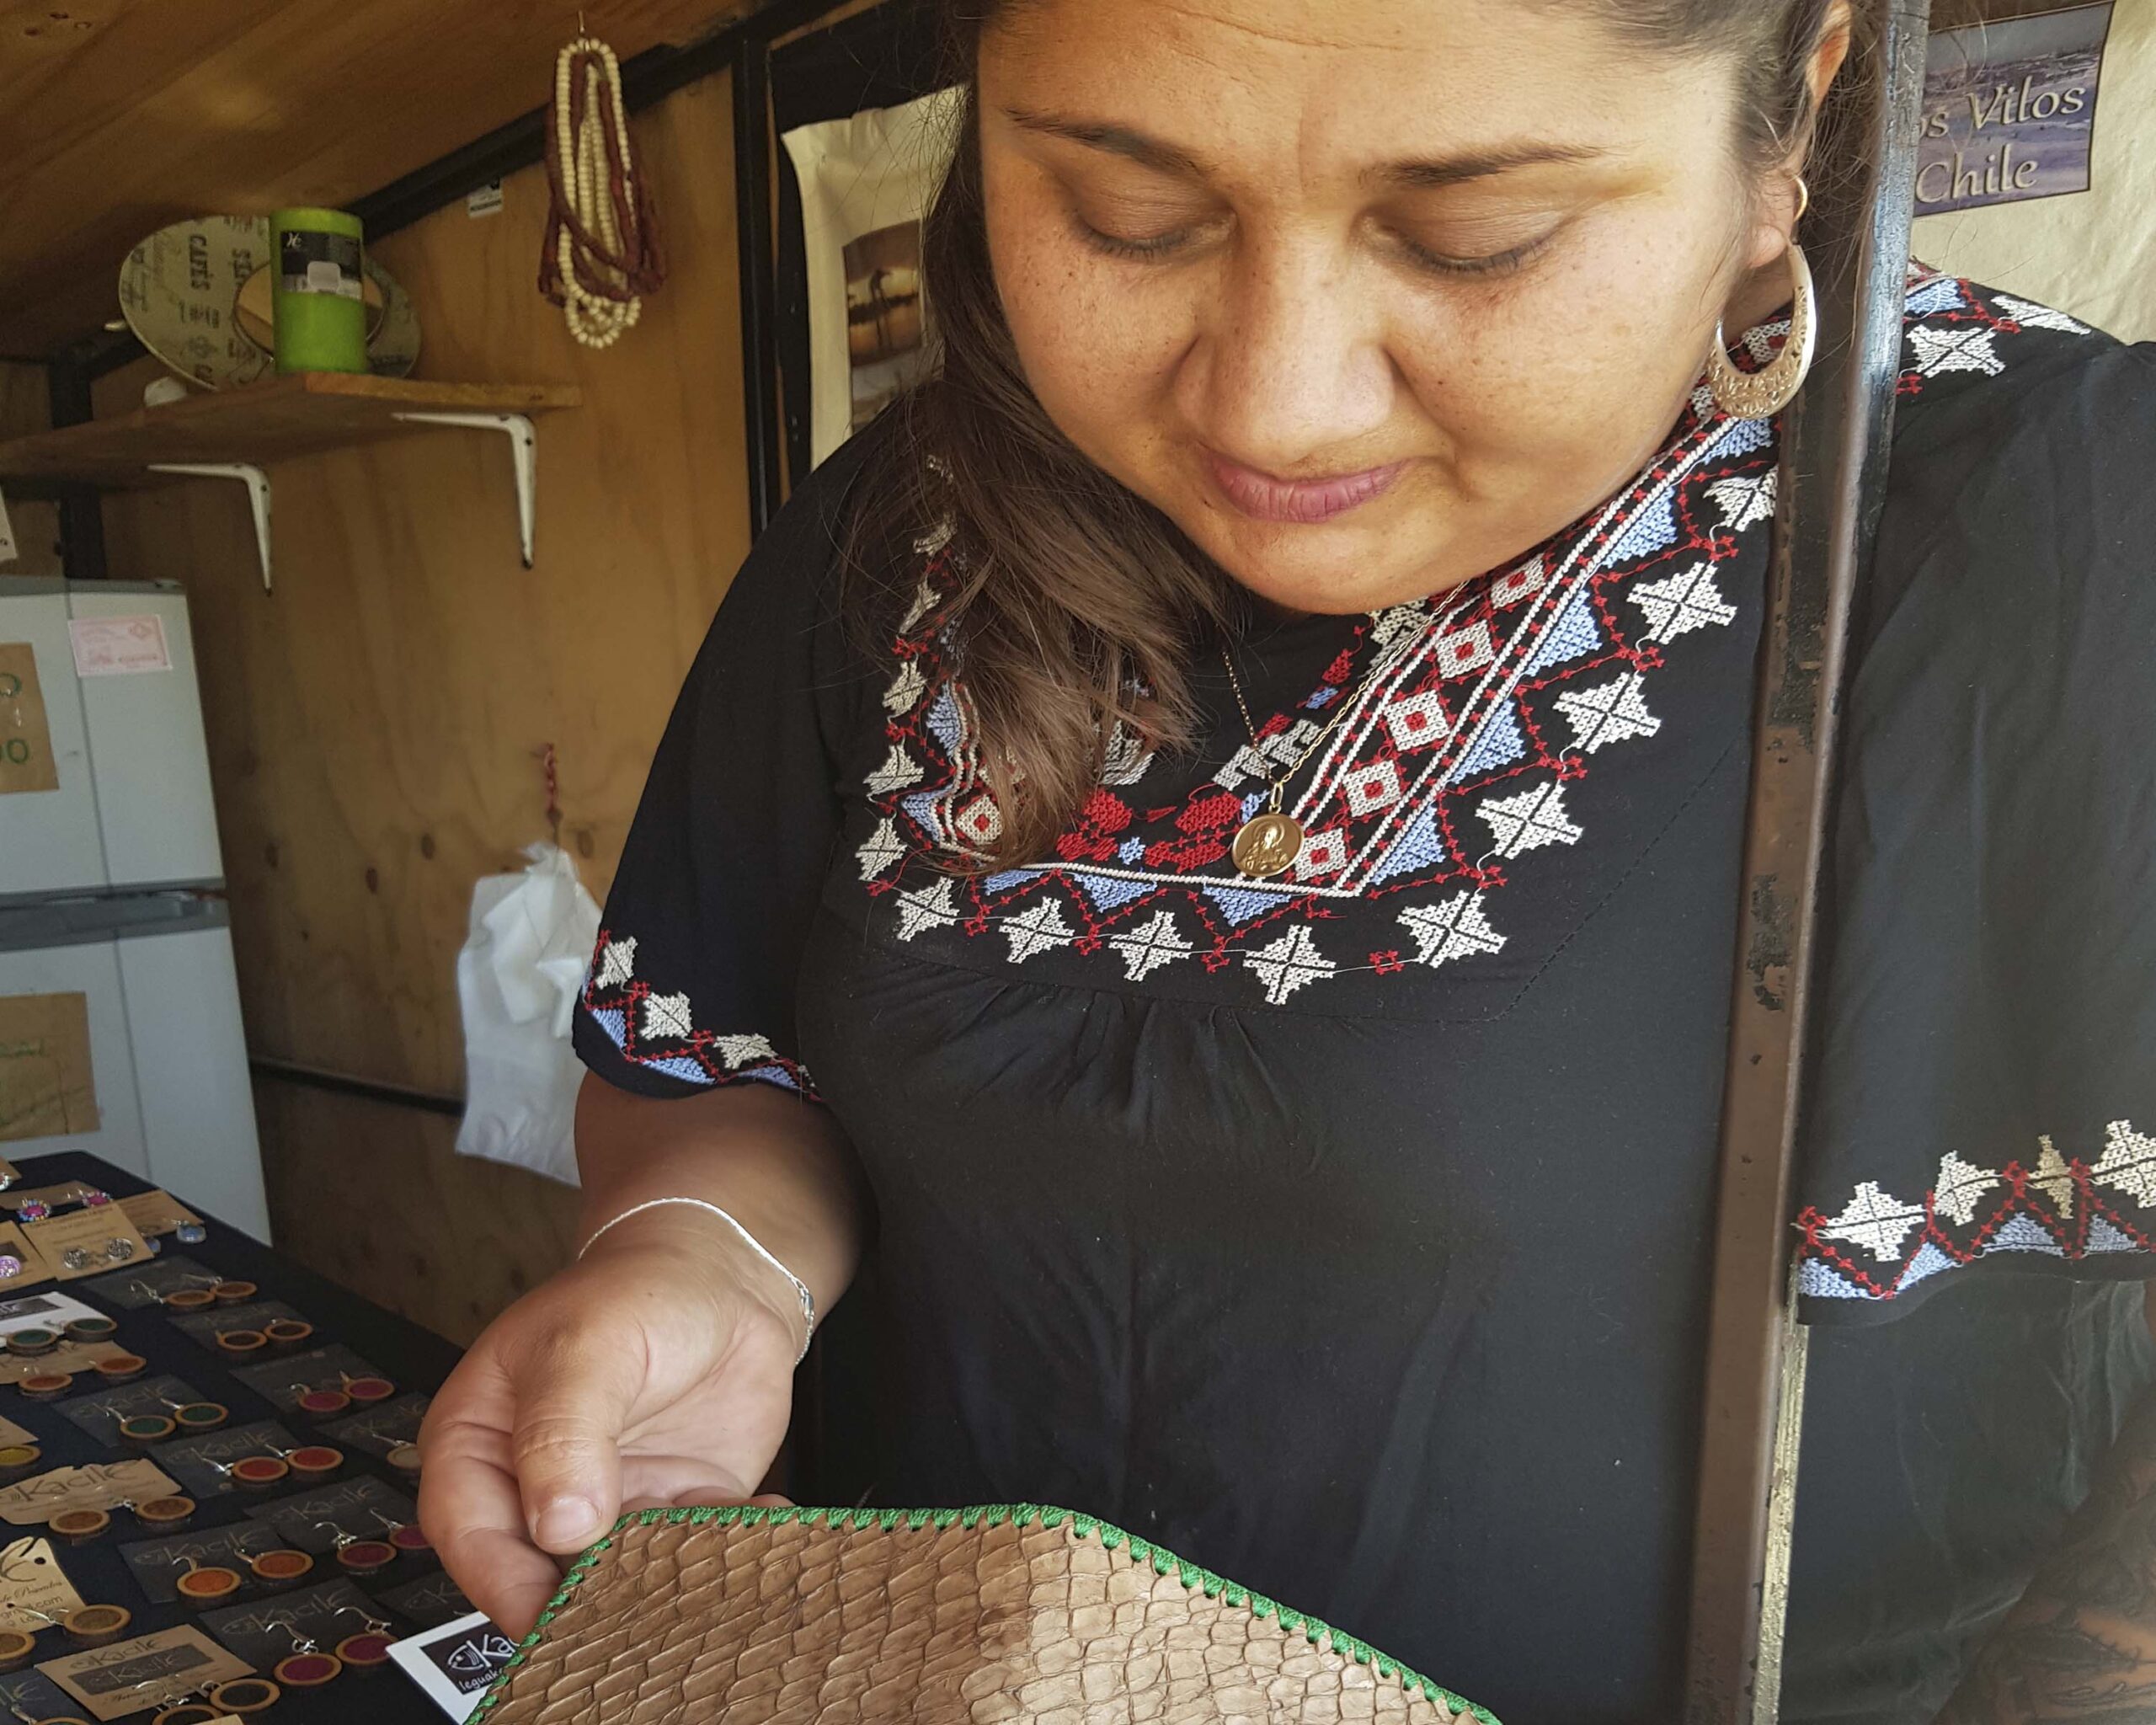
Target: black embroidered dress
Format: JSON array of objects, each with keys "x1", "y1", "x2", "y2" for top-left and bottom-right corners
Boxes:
[{"x1": 575, "y1": 277, "x2": 2156, "y2": 1723}]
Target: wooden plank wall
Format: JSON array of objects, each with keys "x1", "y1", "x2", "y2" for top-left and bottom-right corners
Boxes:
[
  {"x1": 93, "y1": 71, "x2": 754, "y2": 1345},
  {"x1": 0, "y1": 364, "x2": 62, "y2": 575}
]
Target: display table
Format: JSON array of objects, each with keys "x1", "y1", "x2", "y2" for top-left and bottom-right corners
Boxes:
[{"x1": 0, "y1": 1151, "x2": 470, "y2": 1724}]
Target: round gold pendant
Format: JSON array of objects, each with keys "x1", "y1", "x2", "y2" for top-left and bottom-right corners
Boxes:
[{"x1": 1230, "y1": 812, "x2": 1305, "y2": 881}]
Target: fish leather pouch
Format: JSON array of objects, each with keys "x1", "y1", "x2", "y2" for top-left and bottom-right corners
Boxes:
[{"x1": 473, "y1": 1503, "x2": 1500, "y2": 1723}]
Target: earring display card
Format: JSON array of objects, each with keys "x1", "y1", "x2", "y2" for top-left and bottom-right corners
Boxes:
[
  {"x1": 114, "y1": 1190, "x2": 204, "y2": 1241},
  {"x1": 0, "y1": 1534, "x2": 88, "y2": 1632},
  {"x1": 0, "y1": 1289, "x2": 104, "y2": 1336},
  {"x1": 58, "y1": 1374, "x2": 206, "y2": 1448},
  {"x1": 0, "y1": 1668, "x2": 81, "y2": 1722},
  {"x1": 167, "y1": 1300, "x2": 304, "y2": 1350},
  {"x1": 229, "y1": 1343, "x2": 386, "y2": 1410},
  {"x1": 0, "y1": 1183, "x2": 95, "y2": 1213},
  {"x1": 199, "y1": 1576, "x2": 378, "y2": 1668},
  {"x1": 157, "y1": 1419, "x2": 302, "y2": 1500},
  {"x1": 0, "y1": 1340, "x2": 127, "y2": 1386},
  {"x1": 0, "y1": 1224, "x2": 55, "y2": 1292},
  {"x1": 122, "y1": 1518, "x2": 291, "y2": 1604},
  {"x1": 324, "y1": 1391, "x2": 430, "y2": 1458},
  {"x1": 0, "y1": 1461, "x2": 181, "y2": 1525},
  {"x1": 243, "y1": 1476, "x2": 415, "y2": 1552},
  {"x1": 39, "y1": 1624, "x2": 253, "y2": 1722},
  {"x1": 387, "y1": 1610, "x2": 518, "y2": 1722},
  {"x1": 379, "y1": 1568, "x2": 475, "y2": 1631},
  {"x1": 21, "y1": 1210, "x2": 151, "y2": 1281},
  {"x1": 77, "y1": 1254, "x2": 215, "y2": 1309}
]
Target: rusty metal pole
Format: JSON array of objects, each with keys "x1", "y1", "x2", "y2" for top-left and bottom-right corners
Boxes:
[{"x1": 1684, "y1": 3, "x2": 1934, "y2": 1719}]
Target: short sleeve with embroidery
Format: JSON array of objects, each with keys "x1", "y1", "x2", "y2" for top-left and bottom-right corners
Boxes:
[{"x1": 571, "y1": 421, "x2": 894, "y2": 1103}]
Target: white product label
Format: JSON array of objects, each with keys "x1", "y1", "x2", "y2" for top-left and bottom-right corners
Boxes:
[
  {"x1": 0, "y1": 487, "x2": 16, "y2": 565},
  {"x1": 67, "y1": 614, "x2": 171, "y2": 677},
  {"x1": 387, "y1": 1610, "x2": 517, "y2": 1720},
  {"x1": 467, "y1": 180, "x2": 504, "y2": 217}
]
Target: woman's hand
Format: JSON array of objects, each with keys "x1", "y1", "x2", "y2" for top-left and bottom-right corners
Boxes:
[{"x1": 417, "y1": 1210, "x2": 803, "y2": 1638}]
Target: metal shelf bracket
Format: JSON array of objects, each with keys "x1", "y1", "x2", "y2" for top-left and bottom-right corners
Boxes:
[
  {"x1": 392, "y1": 411, "x2": 538, "y2": 567},
  {"x1": 147, "y1": 462, "x2": 274, "y2": 591}
]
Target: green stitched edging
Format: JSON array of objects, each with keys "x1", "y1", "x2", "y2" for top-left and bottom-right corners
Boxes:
[
  {"x1": 473, "y1": 1503, "x2": 1502, "y2": 1724},
  {"x1": 468, "y1": 1534, "x2": 616, "y2": 1724}
]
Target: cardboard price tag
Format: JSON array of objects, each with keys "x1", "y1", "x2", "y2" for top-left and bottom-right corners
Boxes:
[
  {"x1": 0, "y1": 1001, "x2": 97, "y2": 1145},
  {"x1": 0, "y1": 1535, "x2": 85, "y2": 1632},
  {"x1": 0, "y1": 1460, "x2": 180, "y2": 1525},
  {"x1": 40, "y1": 1624, "x2": 252, "y2": 1721},
  {"x1": 20, "y1": 1209, "x2": 151, "y2": 1281},
  {"x1": 0, "y1": 644, "x2": 59, "y2": 798}
]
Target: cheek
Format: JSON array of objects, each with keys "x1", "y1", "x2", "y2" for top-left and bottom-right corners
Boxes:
[
  {"x1": 1398, "y1": 212, "x2": 1732, "y2": 482},
  {"x1": 986, "y1": 179, "x2": 1191, "y2": 446}
]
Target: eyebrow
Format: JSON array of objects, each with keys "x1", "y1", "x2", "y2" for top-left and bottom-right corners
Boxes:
[{"x1": 1001, "y1": 106, "x2": 1607, "y2": 190}]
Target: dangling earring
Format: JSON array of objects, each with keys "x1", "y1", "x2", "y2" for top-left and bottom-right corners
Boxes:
[{"x1": 1706, "y1": 178, "x2": 1817, "y2": 420}]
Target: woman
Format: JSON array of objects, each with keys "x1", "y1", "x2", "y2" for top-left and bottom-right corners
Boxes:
[{"x1": 420, "y1": 1, "x2": 2156, "y2": 1718}]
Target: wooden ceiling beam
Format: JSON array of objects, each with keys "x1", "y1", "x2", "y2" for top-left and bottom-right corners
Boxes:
[{"x1": 0, "y1": 0, "x2": 758, "y2": 360}]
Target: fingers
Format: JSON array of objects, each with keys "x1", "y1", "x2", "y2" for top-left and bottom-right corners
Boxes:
[
  {"x1": 419, "y1": 1379, "x2": 564, "y2": 1640},
  {"x1": 509, "y1": 1318, "x2": 649, "y2": 1555}
]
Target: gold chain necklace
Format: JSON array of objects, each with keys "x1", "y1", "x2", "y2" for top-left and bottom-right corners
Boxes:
[{"x1": 1218, "y1": 635, "x2": 1390, "y2": 881}]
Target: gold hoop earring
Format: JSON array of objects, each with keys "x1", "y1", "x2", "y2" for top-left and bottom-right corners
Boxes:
[{"x1": 1706, "y1": 238, "x2": 1817, "y2": 420}]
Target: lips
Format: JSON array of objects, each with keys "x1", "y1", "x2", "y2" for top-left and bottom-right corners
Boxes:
[{"x1": 1203, "y1": 449, "x2": 1406, "y2": 524}]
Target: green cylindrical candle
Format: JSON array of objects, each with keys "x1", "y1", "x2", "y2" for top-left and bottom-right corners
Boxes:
[{"x1": 271, "y1": 206, "x2": 367, "y2": 375}]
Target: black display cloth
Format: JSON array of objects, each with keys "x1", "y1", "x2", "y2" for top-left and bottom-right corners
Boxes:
[{"x1": 0, "y1": 1151, "x2": 466, "y2": 1725}]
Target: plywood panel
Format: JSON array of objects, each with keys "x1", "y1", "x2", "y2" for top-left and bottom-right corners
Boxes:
[
  {"x1": 99, "y1": 72, "x2": 750, "y2": 1102},
  {"x1": 0, "y1": 363, "x2": 61, "y2": 574},
  {"x1": 0, "y1": 0, "x2": 762, "y2": 356},
  {"x1": 253, "y1": 1079, "x2": 579, "y2": 1345}
]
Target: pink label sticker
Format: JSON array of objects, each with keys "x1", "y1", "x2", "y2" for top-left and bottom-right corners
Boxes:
[{"x1": 67, "y1": 615, "x2": 171, "y2": 678}]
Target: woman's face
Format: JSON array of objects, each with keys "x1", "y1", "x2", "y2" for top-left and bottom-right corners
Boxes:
[{"x1": 979, "y1": 0, "x2": 1801, "y2": 614}]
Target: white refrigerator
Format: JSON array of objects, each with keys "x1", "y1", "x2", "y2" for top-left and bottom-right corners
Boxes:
[{"x1": 0, "y1": 578, "x2": 270, "y2": 1237}]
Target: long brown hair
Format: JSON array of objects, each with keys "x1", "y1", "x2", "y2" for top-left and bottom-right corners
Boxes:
[{"x1": 851, "y1": 0, "x2": 1867, "y2": 868}]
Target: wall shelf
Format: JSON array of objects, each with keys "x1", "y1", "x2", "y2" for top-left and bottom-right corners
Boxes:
[{"x1": 0, "y1": 375, "x2": 581, "y2": 589}]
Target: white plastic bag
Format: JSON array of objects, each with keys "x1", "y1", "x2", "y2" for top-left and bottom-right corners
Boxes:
[{"x1": 454, "y1": 841, "x2": 600, "y2": 1185}]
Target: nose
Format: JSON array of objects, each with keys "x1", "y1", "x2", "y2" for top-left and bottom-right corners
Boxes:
[{"x1": 1177, "y1": 230, "x2": 1396, "y2": 478}]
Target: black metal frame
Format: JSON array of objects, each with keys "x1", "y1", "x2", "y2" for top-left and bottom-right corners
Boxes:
[{"x1": 1684, "y1": 1, "x2": 1933, "y2": 1715}]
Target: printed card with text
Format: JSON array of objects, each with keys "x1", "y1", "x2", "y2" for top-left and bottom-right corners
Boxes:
[
  {"x1": 388, "y1": 1611, "x2": 518, "y2": 1721},
  {"x1": 40, "y1": 1625, "x2": 251, "y2": 1722}
]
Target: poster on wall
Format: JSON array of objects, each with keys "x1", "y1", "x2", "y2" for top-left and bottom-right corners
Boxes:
[
  {"x1": 781, "y1": 88, "x2": 961, "y2": 470},
  {"x1": 1917, "y1": 2, "x2": 2113, "y2": 216}
]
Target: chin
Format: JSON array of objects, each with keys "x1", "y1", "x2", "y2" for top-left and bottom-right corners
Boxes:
[{"x1": 1199, "y1": 520, "x2": 1444, "y2": 617}]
